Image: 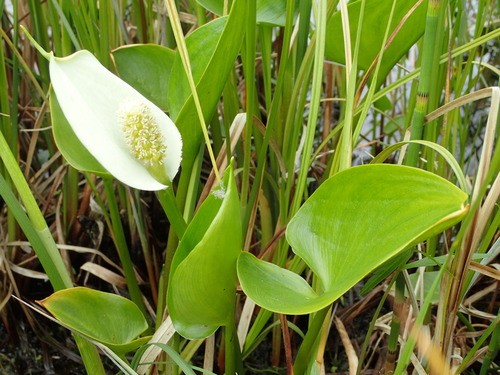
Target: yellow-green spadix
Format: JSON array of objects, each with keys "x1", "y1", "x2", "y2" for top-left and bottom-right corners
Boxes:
[{"x1": 48, "y1": 49, "x2": 182, "y2": 191}]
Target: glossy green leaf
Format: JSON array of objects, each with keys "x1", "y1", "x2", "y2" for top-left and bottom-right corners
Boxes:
[
  {"x1": 39, "y1": 287, "x2": 149, "y2": 354},
  {"x1": 168, "y1": 165, "x2": 242, "y2": 339},
  {"x1": 173, "y1": 0, "x2": 246, "y2": 162},
  {"x1": 50, "y1": 89, "x2": 108, "y2": 176},
  {"x1": 112, "y1": 44, "x2": 176, "y2": 111},
  {"x1": 325, "y1": 0, "x2": 428, "y2": 87},
  {"x1": 196, "y1": 0, "x2": 296, "y2": 26},
  {"x1": 238, "y1": 252, "x2": 334, "y2": 313},
  {"x1": 238, "y1": 165, "x2": 468, "y2": 314}
]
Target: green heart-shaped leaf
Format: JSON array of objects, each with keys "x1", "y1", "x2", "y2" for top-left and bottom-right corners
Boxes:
[{"x1": 238, "y1": 165, "x2": 468, "y2": 314}]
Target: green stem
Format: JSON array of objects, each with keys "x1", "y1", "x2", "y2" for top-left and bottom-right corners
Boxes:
[
  {"x1": 224, "y1": 308, "x2": 243, "y2": 375},
  {"x1": 8, "y1": 2, "x2": 21, "y2": 246},
  {"x1": 103, "y1": 179, "x2": 148, "y2": 319},
  {"x1": 155, "y1": 152, "x2": 202, "y2": 327},
  {"x1": 25, "y1": 0, "x2": 50, "y2": 81},
  {"x1": 290, "y1": 0, "x2": 327, "y2": 214},
  {"x1": 296, "y1": 0, "x2": 312, "y2": 69},
  {"x1": 330, "y1": 0, "x2": 365, "y2": 174},
  {"x1": 20, "y1": 25, "x2": 52, "y2": 59},
  {"x1": 385, "y1": 272, "x2": 404, "y2": 374},
  {"x1": 73, "y1": 335, "x2": 106, "y2": 374},
  {"x1": 243, "y1": 0, "x2": 296, "y2": 230},
  {"x1": 156, "y1": 187, "x2": 187, "y2": 238},
  {"x1": 293, "y1": 306, "x2": 330, "y2": 374},
  {"x1": 190, "y1": 0, "x2": 207, "y2": 26},
  {"x1": 98, "y1": 0, "x2": 111, "y2": 67},
  {"x1": 356, "y1": 281, "x2": 394, "y2": 374},
  {"x1": 64, "y1": 166, "x2": 79, "y2": 234},
  {"x1": 240, "y1": 0, "x2": 256, "y2": 212},
  {"x1": 406, "y1": 0, "x2": 443, "y2": 166}
]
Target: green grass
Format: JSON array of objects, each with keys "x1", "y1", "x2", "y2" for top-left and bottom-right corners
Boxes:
[{"x1": 1, "y1": 0, "x2": 498, "y2": 374}]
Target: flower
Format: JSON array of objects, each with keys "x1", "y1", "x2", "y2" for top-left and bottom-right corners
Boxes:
[{"x1": 49, "y1": 50, "x2": 182, "y2": 191}]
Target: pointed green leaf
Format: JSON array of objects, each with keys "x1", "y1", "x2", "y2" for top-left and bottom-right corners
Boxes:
[
  {"x1": 112, "y1": 44, "x2": 176, "y2": 111},
  {"x1": 325, "y1": 0, "x2": 428, "y2": 87},
  {"x1": 168, "y1": 165, "x2": 242, "y2": 339},
  {"x1": 39, "y1": 287, "x2": 148, "y2": 353},
  {"x1": 238, "y1": 165, "x2": 468, "y2": 314},
  {"x1": 289, "y1": 165, "x2": 467, "y2": 293}
]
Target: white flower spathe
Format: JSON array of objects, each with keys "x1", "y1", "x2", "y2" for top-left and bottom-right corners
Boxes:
[{"x1": 49, "y1": 50, "x2": 182, "y2": 191}]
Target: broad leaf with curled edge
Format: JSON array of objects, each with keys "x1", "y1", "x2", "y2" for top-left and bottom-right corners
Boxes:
[
  {"x1": 38, "y1": 287, "x2": 149, "y2": 355},
  {"x1": 238, "y1": 165, "x2": 468, "y2": 314},
  {"x1": 168, "y1": 165, "x2": 242, "y2": 339}
]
